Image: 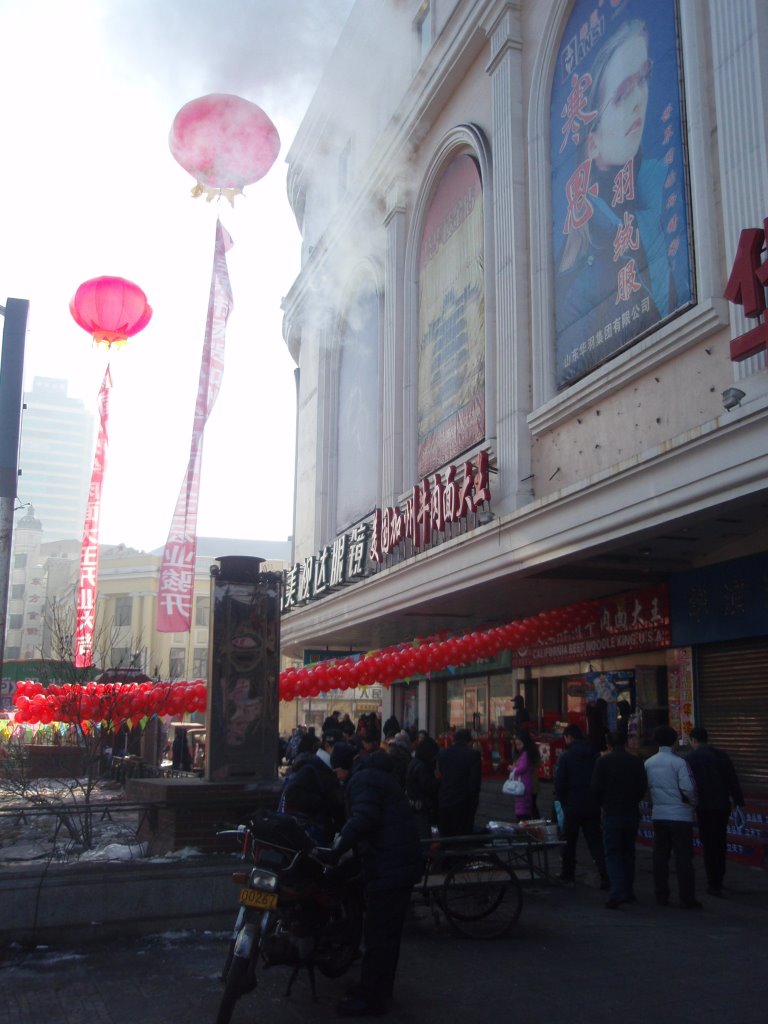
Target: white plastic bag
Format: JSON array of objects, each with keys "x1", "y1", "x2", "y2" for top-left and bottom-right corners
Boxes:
[{"x1": 502, "y1": 776, "x2": 525, "y2": 797}]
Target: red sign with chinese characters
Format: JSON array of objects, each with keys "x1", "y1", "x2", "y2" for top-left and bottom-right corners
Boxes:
[
  {"x1": 724, "y1": 218, "x2": 768, "y2": 360},
  {"x1": 510, "y1": 584, "x2": 670, "y2": 666},
  {"x1": 369, "y1": 450, "x2": 491, "y2": 563}
]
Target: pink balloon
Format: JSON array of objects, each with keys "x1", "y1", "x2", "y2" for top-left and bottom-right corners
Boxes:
[{"x1": 169, "y1": 94, "x2": 280, "y2": 191}]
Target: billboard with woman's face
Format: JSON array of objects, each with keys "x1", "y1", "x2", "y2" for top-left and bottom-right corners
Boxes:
[{"x1": 551, "y1": 0, "x2": 694, "y2": 388}]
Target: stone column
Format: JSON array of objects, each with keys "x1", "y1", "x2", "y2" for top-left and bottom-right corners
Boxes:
[{"x1": 483, "y1": 2, "x2": 532, "y2": 510}]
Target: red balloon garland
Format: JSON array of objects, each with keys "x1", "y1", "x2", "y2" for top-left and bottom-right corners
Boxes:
[
  {"x1": 278, "y1": 598, "x2": 603, "y2": 703},
  {"x1": 12, "y1": 679, "x2": 207, "y2": 729},
  {"x1": 10, "y1": 599, "x2": 604, "y2": 723}
]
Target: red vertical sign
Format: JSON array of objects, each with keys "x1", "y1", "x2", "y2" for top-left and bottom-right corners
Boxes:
[
  {"x1": 156, "y1": 219, "x2": 234, "y2": 632},
  {"x1": 74, "y1": 366, "x2": 112, "y2": 668}
]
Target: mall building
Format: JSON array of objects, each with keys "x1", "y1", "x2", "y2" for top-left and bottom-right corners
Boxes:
[{"x1": 279, "y1": 0, "x2": 768, "y2": 796}]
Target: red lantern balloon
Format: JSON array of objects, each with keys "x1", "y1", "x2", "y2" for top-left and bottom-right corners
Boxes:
[
  {"x1": 169, "y1": 94, "x2": 280, "y2": 200},
  {"x1": 70, "y1": 276, "x2": 153, "y2": 349}
]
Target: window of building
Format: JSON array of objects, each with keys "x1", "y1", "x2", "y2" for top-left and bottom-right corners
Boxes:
[
  {"x1": 9, "y1": 614, "x2": 23, "y2": 630},
  {"x1": 14, "y1": 553, "x2": 28, "y2": 568},
  {"x1": 335, "y1": 288, "x2": 380, "y2": 532},
  {"x1": 415, "y1": 2, "x2": 432, "y2": 62},
  {"x1": 169, "y1": 647, "x2": 186, "y2": 679},
  {"x1": 6, "y1": 647, "x2": 20, "y2": 659},
  {"x1": 114, "y1": 596, "x2": 132, "y2": 627},
  {"x1": 338, "y1": 138, "x2": 351, "y2": 198},
  {"x1": 11, "y1": 585, "x2": 25, "y2": 600},
  {"x1": 417, "y1": 153, "x2": 485, "y2": 477},
  {"x1": 192, "y1": 647, "x2": 208, "y2": 678},
  {"x1": 111, "y1": 647, "x2": 131, "y2": 668},
  {"x1": 195, "y1": 597, "x2": 210, "y2": 628}
]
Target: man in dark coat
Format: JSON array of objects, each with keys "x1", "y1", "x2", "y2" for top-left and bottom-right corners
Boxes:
[
  {"x1": 437, "y1": 728, "x2": 482, "y2": 837},
  {"x1": 554, "y1": 723, "x2": 609, "y2": 887},
  {"x1": 332, "y1": 750, "x2": 423, "y2": 1017},
  {"x1": 686, "y1": 727, "x2": 745, "y2": 896},
  {"x1": 591, "y1": 730, "x2": 648, "y2": 908}
]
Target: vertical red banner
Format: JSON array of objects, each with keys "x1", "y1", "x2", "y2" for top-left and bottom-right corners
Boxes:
[
  {"x1": 74, "y1": 366, "x2": 112, "y2": 668},
  {"x1": 156, "y1": 219, "x2": 234, "y2": 633}
]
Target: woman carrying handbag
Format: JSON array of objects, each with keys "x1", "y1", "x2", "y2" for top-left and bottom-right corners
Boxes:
[{"x1": 504, "y1": 729, "x2": 541, "y2": 821}]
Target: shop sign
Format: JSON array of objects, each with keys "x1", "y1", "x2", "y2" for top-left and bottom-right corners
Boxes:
[
  {"x1": 283, "y1": 450, "x2": 491, "y2": 612},
  {"x1": 669, "y1": 553, "x2": 768, "y2": 645},
  {"x1": 510, "y1": 585, "x2": 670, "y2": 666},
  {"x1": 724, "y1": 218, "x2": 768, "y2": 360}
]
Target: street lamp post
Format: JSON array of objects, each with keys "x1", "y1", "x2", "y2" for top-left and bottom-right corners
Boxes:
[{"x1": 0, "y1": 298, "x2": 30, "y2": 683}]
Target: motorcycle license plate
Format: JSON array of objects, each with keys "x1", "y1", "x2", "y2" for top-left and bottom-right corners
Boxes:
[{"x1": 239, "y1": 888, "x2": 278, "y2": 910}]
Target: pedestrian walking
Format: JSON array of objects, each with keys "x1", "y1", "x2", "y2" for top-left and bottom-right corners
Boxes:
[
  {"x1": 509, "y1": 729, "x2": 540, "y2": 821},
  {"x1": 644, "y1": 725, "x2": 701, "y2": 909},
  {"x1": 554, "y1": 723, "x2": 609, "y2": 887},
  {"x1": 436, "y1": 729, "x2": 482, "y2": 837},
  {"x1": 591, "y1": 730, "x2": 647, "y2": 908},
  {"x1": 686, "y1": 726, "x2": 745, "y2": 896}
]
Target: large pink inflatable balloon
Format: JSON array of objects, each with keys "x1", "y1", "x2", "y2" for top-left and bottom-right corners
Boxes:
[{"x1": 169, "y1": 93, "x2": 280, "y2": 202}]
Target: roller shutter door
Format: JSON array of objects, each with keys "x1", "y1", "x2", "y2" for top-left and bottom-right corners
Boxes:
[{"x1": 695, "y1": 638, "x2": 768, "y2": 792}]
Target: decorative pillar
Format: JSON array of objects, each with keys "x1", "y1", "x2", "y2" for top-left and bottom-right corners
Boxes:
[
  {"x1": 205, "y1": 555, "x2": 282, "y2": 781},
  {"x1": 382, "y1": 184, "x2": 407, "y2": 505},
  {"x1": 483, "y1": 2, "x2": 532, "y2": 509}
]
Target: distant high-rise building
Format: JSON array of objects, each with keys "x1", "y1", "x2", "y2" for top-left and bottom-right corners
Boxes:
[{"x1": 18, "y1": 377, "x2": 93, "y2": 541}]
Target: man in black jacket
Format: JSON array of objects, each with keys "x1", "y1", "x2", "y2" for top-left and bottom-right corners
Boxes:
[
  {"x1": 554, "y1": 724, "x2": 609, "y2": 887},
  {"x1": 332, "y1": 750, "x2": 423, "y2": 1017},
  {"x1": 686, "y1": 727, "x2": 745, "y2": 896},
  {"x1": 591, "y1": 730, "x2": 648, "y2": 907},
  {"x1": 437, "y1": 728, "x2": 482, "y2": 837}
]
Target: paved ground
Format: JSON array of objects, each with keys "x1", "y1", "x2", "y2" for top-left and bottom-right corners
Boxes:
[{"x1": 2, "y1": 842, "x2": 767, "y2": 1024}]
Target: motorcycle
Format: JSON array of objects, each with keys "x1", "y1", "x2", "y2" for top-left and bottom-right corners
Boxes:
[{"x1": 215, "y1": 811, "x2": 363, "y2": 1024}]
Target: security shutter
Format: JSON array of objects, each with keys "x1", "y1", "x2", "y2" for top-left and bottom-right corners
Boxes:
[{"x1": 695, "y1": 638, "x2": 768, "y2": 792}]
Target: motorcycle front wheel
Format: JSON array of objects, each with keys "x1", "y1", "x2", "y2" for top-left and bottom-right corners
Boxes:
[{"x1": 217, "y1": 955, "x2": 250, "y2": 1024}]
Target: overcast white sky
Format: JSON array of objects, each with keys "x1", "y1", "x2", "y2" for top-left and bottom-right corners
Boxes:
[{"x1": 0, "y1": 0, "x2": 355, "y2": 552}]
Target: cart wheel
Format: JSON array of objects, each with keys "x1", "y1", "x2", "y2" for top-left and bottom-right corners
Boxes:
[{"x1": 441, "y1": 856, "x2": 523, "y2": 939}]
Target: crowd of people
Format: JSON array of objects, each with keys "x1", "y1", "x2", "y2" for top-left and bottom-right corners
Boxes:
[
  {"x1": 555, "y1": 722, "x2": 745, "y2": 910},
  {"x1": 275, "y1": 710, "x2": 746, "y2": 1014}
]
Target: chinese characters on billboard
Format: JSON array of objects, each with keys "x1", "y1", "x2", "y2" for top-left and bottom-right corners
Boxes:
[
  {"x1": 418, "y1": 154, "x2": 485, "y2": 476},
  {"x1": 551, "y1": 0, "x2": 694, "y2": 387}
]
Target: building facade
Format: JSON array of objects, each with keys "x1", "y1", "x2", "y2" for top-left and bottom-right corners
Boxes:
[
  {"x1": 17, "y1": 377, "x2": 94, "y2": 541},
  {"x1": 280, "y1": 0, "x2": 768, "y2": 794}
]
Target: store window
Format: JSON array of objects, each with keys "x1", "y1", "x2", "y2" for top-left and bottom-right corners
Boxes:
[{"x1": 417, "y1": 153, "x2": 485, "y2": 477}]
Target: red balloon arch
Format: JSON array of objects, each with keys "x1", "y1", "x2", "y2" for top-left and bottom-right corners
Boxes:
[{"x1": 10, "y1": 599, "x2": 601, "y2": 728}]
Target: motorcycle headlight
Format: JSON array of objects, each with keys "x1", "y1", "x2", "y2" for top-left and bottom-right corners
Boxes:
[{"x1": 249, "y1": 868, "x2": 278, "y2": 891}]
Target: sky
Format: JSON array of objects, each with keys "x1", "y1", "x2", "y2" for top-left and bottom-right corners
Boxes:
[{"x1": 0, "y1": 0, "x2": 356, "y2": 552}]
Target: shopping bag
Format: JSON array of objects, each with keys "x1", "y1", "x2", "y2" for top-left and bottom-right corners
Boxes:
[
  {"x1": 553, "y1": 799, "x2": 565, "y2": 830},
  {"x1": 502, "y1": 776, "x2": 525, "y2": 797}
]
